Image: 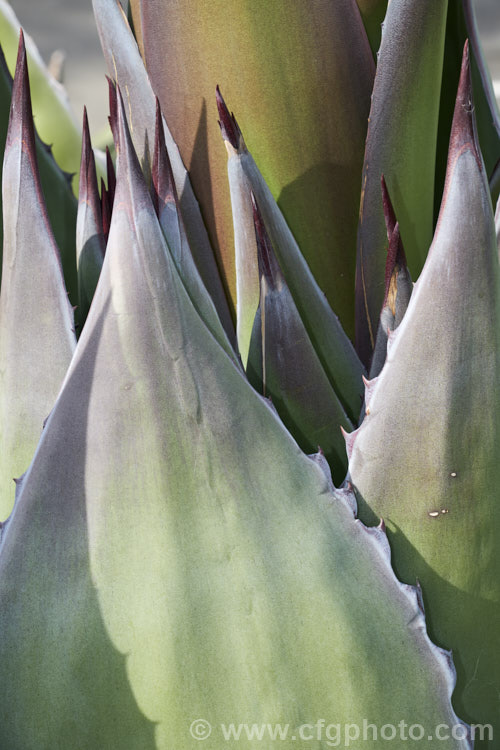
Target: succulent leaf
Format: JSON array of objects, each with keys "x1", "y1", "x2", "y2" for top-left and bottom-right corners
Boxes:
[
  {"x1": 0, "y1": 39, "x2": 78, "y2": 304},
  {"x1": 219, "y1": 95, "x2": 365, "y2": 423},
  {"x1": 462, "y1": 0, "x2": 500, "y2": 195},
  {"x1": 0, "y1": 32, "x2": 76, "y2": 521},
  {"x1": 355, "y1": 0, "x2": 448, "y2": 367},
  {"x1": 0, "y1": 80, "x2": 471, "y2": 749},
  {"x1": 105, "y1": 144, "x2": 116, "y2": 203},
  {"x1": 215, "y1": 87, "x2": 257, "y2": 367},
  {"x1": 131, "y1": 0, "x2": 375, "y2": 339},
  {"x1": 149, "y1": 95, "x2": 237, "y2": 363},
  {"x1": 348, "y1": 44, "x2": 500, "y2": 739},
  {"x1": 368, "y1": 177, "x2": 412, "y2": 380},
  {"x1": 435, "y1": 1, "x2": 500, "y2": 215},
  {"x1": 0, "y1": 0, "x2": 83, "y2": 188},
  {"x1": 76, "y1": 107, "x2": 105, "y2": 331},
  {"x1": 101, "y1": 176, "x2": 111, "y2": 239},
  {"x1": 92, "y1": 0, "x2": 235, "y2": 344},
  {"x1": 247, "y1": 196, "x2": 353, "y2": 485}
]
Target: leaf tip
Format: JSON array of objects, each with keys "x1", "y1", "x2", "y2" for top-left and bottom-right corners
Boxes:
[
  {"x1": 107, "y1": 75, "x2": 118, "y2": 147},
  {"x1": 380, "y1": 174, "x2": 396, "y2": 241},
  {"x1": 8, "y1": 29, "x2": 35, "y2": 154},
  {"x1": 216, "y1": 85, "x2": 242, "y2": 151},
  {"x1": 449, "y1": 39, "x2": 482, "y2": 171},
  {"x1": 152, "y1": 96, "x2": 177, "y2": 217}
]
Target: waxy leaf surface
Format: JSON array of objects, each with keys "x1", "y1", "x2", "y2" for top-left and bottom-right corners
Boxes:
[
  {"x1": 348, "y1": 48, "x2": 500, "y2": 742},
  {"x1": 435, "y1": 0, "x2": 500, "y2": 214},
  {"x1": 76, "y1": 107, "x2": 105, "y2": 330},
  {"x1": 93, "y1": 0, "x2": 234, "y2": 343},
  {"x1": 0, "y1": 82, "x2": 471, "y2": 750},
  {"x1": 369, "y1": 178, "x2": 412, "y2": 380},
  {"x1": 247, "y1": 197, "x2": 353, "y2": 485},
  {"x1": 221, "y1": 119, "x2": 365, "y2": 424},
  {"x1": 0, "y1": 38, "x2": 78, "y2": 303},
  {"x1": 463, "y1": 0, "x2": 500, "y2": 194},
  {"x1": 151, "y1": 97, "x2": 237, "y2": 364},
  {"x1": 355, "y1": 0, "x2": 448, "y2": 366},
  {"x1": 0, "y1": 35, "x2": 75, "y2": 520}
]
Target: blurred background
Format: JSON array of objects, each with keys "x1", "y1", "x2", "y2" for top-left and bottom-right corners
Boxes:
[{"x1": 7, "y1": 0, "x2": 500, "y2": 140}]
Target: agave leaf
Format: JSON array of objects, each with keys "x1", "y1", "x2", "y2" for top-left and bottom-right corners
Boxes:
[
  {"x1": 368, "y1": 222, "x2": 412, "y2": 380},
  {"x1": 348, "y1": 45, "x2": 500, "y2": 739},
  {"x1": 462, "y1": 0, "x2": 500, "y2": 188},
  {"x1": 368, "y1": 177, "x2": 412, "y2": 380},
  {"x1": 92, "y1": 0, "x2": 235, "y2": 344},
  {"x1": 218, "y1": 90, "x2": 365, "y2": 423},
  {"x1": 0, "y1": 78, "x2": 471, "y2": 750},
  {"x1": 490, "y1": 157, "x2": 500, "y2": 202},
  {"x1": 131, "y1": 0, "x2": 375, "y2": 339},
  {"x1": 0, "y1": 0, "x2": 82, "y2": 186},
  {"x1": 215, "y1": 88, "x2": 257, "y2": 368},
  {"x1": 0, "y1": 34, "x2": 76, "y2": 521},
  {"x1": 0, "y1": 40, "x2": 78, "y2": 303},
  {"x1": 435, "y1": 0, "x2": 500, "y2": 217},
  {"x1": 247, "y1": 195, "x2": 353, "y2": 485},
  {"x1": 100, "y1": 145, "x2": 116, "y2": 240},
  {"x1": 37, "y1": 137, "x2": 79, "y2": 307},
  {"x1": 105, "y1": 144, "x2": 116, "y2": 202},
  {"x1": 355, "y1": 0, "x2": 448, "y2": 366},
  {"x1": 101, "y1": 177, "x2": 112, "y2": 239},
  {"x1": 76, "y1": 107, "x2": 105, "y2": 331},
  {"x1": 355, "y1": 0, "x2": 388, "y2": 56},
  {"x1": 151, "y1": 98, "x2": 237, "y2": 364}
]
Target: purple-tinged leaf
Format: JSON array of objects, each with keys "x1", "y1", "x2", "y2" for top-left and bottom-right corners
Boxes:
[
  {"x1": 150, "y1": 96, "x2": 237, "y2": 363},
  {"x1": 369, "y1": 179, "x2": 412, "y2": 380},
  {"x1": 101, "y1": 176, "x2": 111, "y2": 240},
  {"x1": 0, "y1": 32, "x2": 75, "y2": 520},
  {"x1": 247, "y1": 196, "x2": 353, "y2": 485},
  {"x1": 93, "y1": 0, "x2": 235, "y2": 344},
  {"x1": 434, "y1": 1, "x2": 500, "y2": 227},
  {"x1": 0, "y1": 37, "x2": 78, "y2": 305},
  {"x1": 215, "y1": 84, "x2": 241, "y2": 152},
  {"x1": 348, "y1": 43, "x2": 500, "y2": 736},
  {"x1": 216, "y1": 87, "x2": 258, "y2": 368},
  {"x1": 0, "y1": 0, "x2": 82, "y2": 189},
  {"x1": 218, "y1": 88, "x2": 365, "y2": 423},
  {"x1": 463, "y1": 0, "x2": 500, "y2": 184},
  {"x1": 368, "y1": 222, "x2": 412, "y2": 381},
  {"x1": 151, "y1": 97, "x2": 176, "y2": 219},
  {"x1": 106, "y1": 144, "x2": 116, "y2": 204},
  {"x1": 107, "y1": 74, "x2": 118, "y2": 148},
  {"x1": 76, "y1": 107, "x2": 105, "y2": 331},
  {"x1": 355, "y1": 0, "x2": 448, "y2": 367},
  {"x1": 381, "y1": 174, "x2": 396, "y2": 240},
  {"x1": 0, "y1": 56, "x2": 471, "y2": 746}
]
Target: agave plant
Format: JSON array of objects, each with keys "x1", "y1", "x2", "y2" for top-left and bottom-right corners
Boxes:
[{"x1": 0, "y1": 0, "x2": 498, "y2": 747}]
